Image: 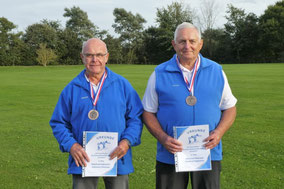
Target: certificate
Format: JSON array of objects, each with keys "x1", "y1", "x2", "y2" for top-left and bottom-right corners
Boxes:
[
  {"x1": 82, "y1": 131, "x2": 118, "y2": 177},
  {"x1": 173, "y1": 125, "x2": 211, "y2": 172}
]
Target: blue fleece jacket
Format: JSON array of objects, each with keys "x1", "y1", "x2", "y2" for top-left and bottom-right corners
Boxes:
[
  {"x1": 155, "y1": 54, "x2": 224, "y2": 164},
  {"x1": 50, "y1": 67, "x2": 143, "y2": 175}
]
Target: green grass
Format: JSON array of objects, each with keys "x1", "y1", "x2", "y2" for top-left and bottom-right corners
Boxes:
[{"x1": 0, "y1": 64, "x2": 283, "y2": 188}]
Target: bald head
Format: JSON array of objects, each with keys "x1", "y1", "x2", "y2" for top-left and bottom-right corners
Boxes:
[
  {"x1": 80, "y1": 38, "x2": 109, "y2": 81},
  {"x1": 81, "y1": 38, "x2": 108, "y2": 54}
]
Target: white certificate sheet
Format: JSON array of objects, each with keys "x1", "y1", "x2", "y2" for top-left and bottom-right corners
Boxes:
[
  {"x1": 173, "y1": 125, "x2": 211, "y2": 172},
  {"x1": 82, "y1": 131, "x2": 118, "y2": 177}
]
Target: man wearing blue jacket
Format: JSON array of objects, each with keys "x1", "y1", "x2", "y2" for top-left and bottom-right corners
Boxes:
[
  {"x1": 142, "y1": 22, "x2": 237, "y2": 189},
  {"x1": 50, "y1": 38, "x2": 143, "y2": 189}
]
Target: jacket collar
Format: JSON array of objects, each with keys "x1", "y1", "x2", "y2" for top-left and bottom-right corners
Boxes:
[
  {"x1": 165, "y1": 53, "x2": 212, "y2": 72},
  {"x1": 72, "y1": 67, "x2": 116, "y2": 91}
]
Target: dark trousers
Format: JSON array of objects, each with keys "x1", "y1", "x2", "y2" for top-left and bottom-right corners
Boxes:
[
  {"x1": 73, "y1": 174, "x2": 129, "y2": 189},
  {"x1": 156, "y1": 161, "x2": 221, "y2": 189}
]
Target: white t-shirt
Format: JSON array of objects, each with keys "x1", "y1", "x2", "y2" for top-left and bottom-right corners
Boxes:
[
  {"x1": 142, "y1": 63, "x2": 237, "y2": 113},
  {"x1": 85, "y1": 74, "x2": 99, "y2": 92}
]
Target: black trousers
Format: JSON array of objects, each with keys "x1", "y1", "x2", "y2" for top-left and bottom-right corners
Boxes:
[
  {"x1": 156, "y1": 161, "x2": 221, "y2": 189},
  {"x1": 72, "y1": 174, "x2": 129, "y2": 189}
]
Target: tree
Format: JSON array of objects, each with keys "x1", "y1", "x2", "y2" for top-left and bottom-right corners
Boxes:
[
  {"x1": 143, "y1": 2, "x2": 194, "y2": 64},
  {"x1": 259, "y1": 0, "x2": 284, "y2": 62},
  {"x1": 0, "y1": 17, "x2": 16, "y2": 66},
  {"x1": 112, "y1": 8, "x2": 146, "y2": 44},
  {"x1": 112, "y1": 8, "x2": 146, "y2": 64},
  {"x1": 104, "y1": 35, "x2": 123, "y2": 64},
  {"x1": 64, "y1": 6, "x2": 100, "y2": 41},
  {"x1": 36, "y1": 43, "x2": 57, "y2": 66},
  {"x1": 57, "y1": 28, "x2": 82, "y2": 65},
  {"x1": 198, "y1": 0, "x2": 220, "y2": 32},
  {"x1": 198, "y1": 0, "x2": 221, "y2": 59},
  {"x1": 41, "y1": 19, "x2": 62, "y2": 32},
  {"x1": 22, "y1": 22, "x2": 59, "y2": 65},
  {"x1": 156, "y1": 2, "x2": 193, "y2": 33},
  {"x1": 224, "y1": 5, "x2": 260, "y2": 63},
  {"x1": 201, "y1": 28, "x2": 227, "y2": 62},
  {"x1": 143, "y1": 26, "x2": 164, "y2": 64},
  {"x1": 0, "y1": 17, "x2": 24, "y2": 66},
  {"x1": 61, "y1": 6, "x2": 105, "y2": 65}
]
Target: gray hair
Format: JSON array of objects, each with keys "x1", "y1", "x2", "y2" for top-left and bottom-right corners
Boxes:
[
  {"x1": 81, "y1": 41, "x2": 87, "y2": 54},
  {"x1": 174, "y1": 22, "x2": 202, "y2": 42}
]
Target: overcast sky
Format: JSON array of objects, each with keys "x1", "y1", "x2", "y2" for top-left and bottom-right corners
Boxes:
[{"x1": 0, "y1": 0, "x2": 280, "y2": 35}]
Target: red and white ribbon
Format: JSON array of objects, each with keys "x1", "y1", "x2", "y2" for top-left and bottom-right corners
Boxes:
[
  {"x1": 89, "y1": 71, "x2": 107, "y2": 107},
  {"x1": 176, "y1": 54, "x2": 200, "y2": 95}
]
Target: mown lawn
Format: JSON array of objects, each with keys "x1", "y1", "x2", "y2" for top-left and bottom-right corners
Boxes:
[{"x1": 0, "y1": 64, "x2": 283, "y2": 188}]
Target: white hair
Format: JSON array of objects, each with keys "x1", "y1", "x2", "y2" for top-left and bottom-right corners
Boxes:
[
  {"x1": 81, "y1": 41, "x2": 87, "y2": 54},
  {"x1": 174, "y1": 22, "x2": 202, "y2": 42}
]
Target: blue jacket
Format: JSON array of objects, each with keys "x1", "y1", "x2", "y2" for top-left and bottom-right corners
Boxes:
[
  {"x1": 50, "y1": 67, "x2": 143, "y2": 175},
  {"x1": 155, "y1": 54, "x2": 224, "y2": 164}
]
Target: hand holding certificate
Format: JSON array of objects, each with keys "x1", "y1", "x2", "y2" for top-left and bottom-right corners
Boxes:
[
  {"x1": 173, "y1": 125, "x2": 211, "y2": 172},
  {"x1": 82, "y1": 131, "x2": 118, "y2": 177}
]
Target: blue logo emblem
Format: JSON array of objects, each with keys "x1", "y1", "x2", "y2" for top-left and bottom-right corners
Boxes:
[
  {"x1": 97, "y1": 141, "x2": 110, "y2": 150},
  {"x1": 188, "y1": 134, "x2": 201, "y2": 144}
]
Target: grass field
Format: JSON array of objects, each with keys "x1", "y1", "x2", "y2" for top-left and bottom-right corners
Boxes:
[{"x1": 0, "y1": 64, "x2": 283, "y2": 189}]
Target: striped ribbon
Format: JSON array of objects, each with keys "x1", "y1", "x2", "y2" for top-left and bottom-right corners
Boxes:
[
  {"x1": 89, "y1": 71, "x2": 107, "y2": 107},
  {"x1": 176, "y1": 54, "x2": 200, "y2": 95}
]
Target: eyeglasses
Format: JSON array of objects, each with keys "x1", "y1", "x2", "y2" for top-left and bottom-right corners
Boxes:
[{"x1": 83, "y1": 53, "x2": 108, "y2": 59}]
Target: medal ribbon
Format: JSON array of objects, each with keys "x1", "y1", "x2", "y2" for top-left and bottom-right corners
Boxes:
[
  {"x1": 176, "y1": 54, "x2": 200, "y2": 95},
  {"x1": 89, "y1": 71, "x2": 107, "y2": 108}
]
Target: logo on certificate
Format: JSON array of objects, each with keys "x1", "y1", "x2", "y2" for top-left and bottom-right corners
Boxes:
[
  {"x1": 188, "y1": 134, "x2": 201, "y2": 144},
  {"x1": 97, "y1": 141, "x2": 111, "y2": 150}
]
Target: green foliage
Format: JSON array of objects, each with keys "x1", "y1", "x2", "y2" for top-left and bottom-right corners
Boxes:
[
  {"x1": 64, "y1": 6, "x2": 99, "y2": 41},
  {"x1": 224, "y1": 5, "x2": 261, "y2": 63},
  {"x1": 259, "y1": 0, "x2": 284, "y2": 62},
  {"x1": 23, "y1": 22, "x2": 59, "y2": 65},
  {"x1": 104, "y1": 35, "x2": 124, "y2": 64},
  {"x1": 143, "y1": 26, "x2": 174, "y2": 64},
  {"x1": 61, "y1": 6, "x2": 102, "y2": 65},
  {"x1": 41, "y1": 19, "x2": 63, "y2": 32},
  {"x1": 0, "y1": 17, "x2": 25, "y2": 66},
  {"x1": 143, "y1": 2, "x2": 194, "y2": 65},
  {"x1": 112, "y1": 8, "x2": 146, "y2": 44},
  {"x1": 201, "y1": 28, "x2": 225, "y2": 61},
  {"x1": 0, "y1": 64, "x2": 283, "y2": 188},
  {"x1": 57, "y1": 28, "x2": 82, "y2": 65},
  {"x1": 1, "y1": 1, "x2": 284, "y2": 65},
  {"x1": 112, "y1": 8, "x2": 146, "y2": 64},
  {"x1": 156, "y1": 2, "x2": 193, "y2": 32},
  {"x1": 36, "y1": 43, "x2": 57, "y2": 66},
  {"x1": 0, "y1": 17, "x2": 15, "y2": 33}
]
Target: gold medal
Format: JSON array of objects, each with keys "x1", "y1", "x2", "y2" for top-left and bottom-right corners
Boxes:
[
  {"x1": 88, "y1": 109, "x2": 99, "y2": 120},
  {"x1": 186, "y1": 95, "x2": 197, "y2": 106}
]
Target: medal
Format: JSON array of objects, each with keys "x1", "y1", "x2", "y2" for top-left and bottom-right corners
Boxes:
[
  {"x1": 88, "y1": 71, "x2": 107, "y2": 120},
  {"x1": 88, "y1": 109, "x2": 99, "y2": 120},
  {"x1": 176, "y1": 54, "x2": 200, "y2": 106},
  {"x1": 186, "y1": 95, "x2": 197, "y2": 106}
]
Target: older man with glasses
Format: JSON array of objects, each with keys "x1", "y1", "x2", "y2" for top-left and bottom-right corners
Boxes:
[{"x1": 50, "y1": 38, "x2": 143, "y2": 189}]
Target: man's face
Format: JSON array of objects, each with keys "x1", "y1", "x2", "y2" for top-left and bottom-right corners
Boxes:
[
  {"x1": 172, "y1": 28, "x2": 203, "y2": 63},
  {"x1": 81, "y1": 40, "x2": 109, "y2": 76}
]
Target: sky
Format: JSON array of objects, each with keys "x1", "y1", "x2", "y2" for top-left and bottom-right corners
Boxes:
[{"x1": 0, "y1": 0, "x2": 280, "y2": 35}]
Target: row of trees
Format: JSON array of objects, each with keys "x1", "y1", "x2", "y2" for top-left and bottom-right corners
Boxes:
[{"x1": 0, "y1": 0, "x2": 283, "y2": 66}]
